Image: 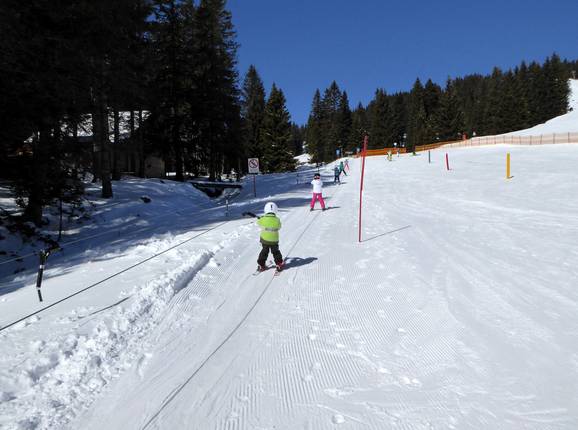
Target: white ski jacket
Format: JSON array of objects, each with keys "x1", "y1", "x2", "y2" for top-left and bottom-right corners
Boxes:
[{"x1": 311, "y1": 178, "x2": 323, "y2": 194}]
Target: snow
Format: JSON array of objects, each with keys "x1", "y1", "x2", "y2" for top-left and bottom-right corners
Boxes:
[
  {"x1": 2, "y1": 144, "x2": 578, "y2": 429},
  {"x1": 295, "y1": 153, "x2": 312, "y2": 164},
  {"x1": 2, "y1": 85, "x2": 578, "y2": 429}
]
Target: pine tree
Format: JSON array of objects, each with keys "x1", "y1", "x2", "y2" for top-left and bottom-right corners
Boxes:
[
  {"x1": 260, "y1": 85, "x2": 295, "y2": 172},
  {"x1": 348, "y1": 103, "x2": 367, "y2": 153},
  {"x1": 241, "y1": 65, "x2": 266, "y2": 162},
  {"x1": 320, "y1": 81, "x2": 342, "y2": 160},
  {"x1": 390, "y1": 93, "x2": 407, "y2": 147},
  {"x1": 407, "y1": 79, "x2": 427, "y2": 150},
  {"x1": 422, "y1": 79, "x2": 442, "y2": 143},
  {"x1": 336, "y1": 91, "x2": 352, "y2": 156},
  {"x1": 368, "y1": 89, "x2": 390, "y2": 148},
  {"x1": 543, "y1": 53, "x2": 570, "y2": 118},
  {"x1": 1, "y1": 1, "x2": 92, "y2": 223},
  {"x1": 435, "y1": 80, "x2": 464, "y2": 141},
  {"x1": 289, "y1": 123, "x2": 305, "y2": 156},
  {"x1": 306, "y1": 90, "x2": 324, "y2": 163},
  {"x1": 190, "y1": 0, "x2": 241, "y2": 180}
]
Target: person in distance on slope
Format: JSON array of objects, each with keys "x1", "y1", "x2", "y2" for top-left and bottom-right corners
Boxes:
[
  {"x1": 339, "y1": 160, "x2": 347, "y2": 176},
  {"x1": 310, "y1": 173, "x2": 326, "y2": 211},
  {"x1": 257, "y1": 202, "x2": 284, "y2": 272},
  {"x1": 333, "y1": 165, "x2": 341, "y2": 184}
]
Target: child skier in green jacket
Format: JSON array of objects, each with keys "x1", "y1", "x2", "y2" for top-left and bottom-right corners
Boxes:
[{"x1": 256, "y1": 202, "x2": 284, "y2": 272}]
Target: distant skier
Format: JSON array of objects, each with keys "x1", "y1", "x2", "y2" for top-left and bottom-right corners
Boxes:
[
  {"x1": 333, "y1": 166, "x2": 341, "y2": 184},
  {"x1": 344, "y1": 159, "x2": 350, "y2": 172},
  {"x1": 310, "y1": 173, "x2": 326, "y2": 211},
  {"x1": 255, "y1": 202, "x2": 284, "y2": 272},
  {"x1": 339, "y1": 161, "x2": 347, "y2": 176}
]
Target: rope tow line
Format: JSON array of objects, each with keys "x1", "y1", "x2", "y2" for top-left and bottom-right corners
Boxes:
[
  {"x1": 0, "y1": 220, "x2": 238, "y2": 333},
  {"x1": 141, "y1": 184, "x2": 344, "y2": 429}
]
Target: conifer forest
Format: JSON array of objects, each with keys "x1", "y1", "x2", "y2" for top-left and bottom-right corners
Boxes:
[{"x1": 0, "y1": 1, "x2": 576, "y2": 227}]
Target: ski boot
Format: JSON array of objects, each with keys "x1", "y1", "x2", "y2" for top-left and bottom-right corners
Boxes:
[{"x1": 257, "y1": 264, "x2": 267, "y2": 272}]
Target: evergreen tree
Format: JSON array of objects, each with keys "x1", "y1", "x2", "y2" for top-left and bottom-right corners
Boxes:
[
  {"x1": 407, "y1": 79, "x2": 427, "y2": 150},
  {"x1": 1, "y1": 1, "x2": 92, "y2": 223},
  {"x1": 306, "y1": 90, "x2": 324, "y2": 163},
  {"x1": 543, "y1": 53, "x2": 570, "y2": 118},
  {"x1": 435, "y1": 80, "x2": 464, "y2": 141},
  {"x1": 190, "y1": 0, "x2": 241, "y2": 180},
  {"x1": 390, "y1": 93, "x2": 407, "y2": 147},
  {"x1": 320, "y1": 81, "x2": 342, "y2": 160},
  {"x1": 336, "y1": 91, "x2": 352, "y2": 155},
  {"x1": 422, "y1": 79, "x2": 442, "y2": 143},
  {"x1": 241, "y1": 65, "x2": 266, "y2": 162},
  {"x1": 152, "y1": 0, "x2": 189, "y2": 180},
  {"x1": 348, "y1": 103, "x2": 367, "y2": 153},
  {"x1": 482, "y1": 67, "x2": 504, "y2": 135},
  {"x1": 260, "y1": 84, "x2": 295, "y2": 172},
  {"x1": 289, "y1": 123, "x2": 305, "y2": 156}
]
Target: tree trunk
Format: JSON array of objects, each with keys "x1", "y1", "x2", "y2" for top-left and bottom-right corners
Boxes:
[
  {"x1": 94, "y1": 94, "x2": 112, "y2": 198},
  {"x1": 112, "y1": 108, "x2": 121, "y2": 180},
  {"x1": 172, "y1": 106, "x2": 183, "y2": 181},
  {"x1": 138, "y1": 110, "x2": 145, "y2": 177},
  {"x1": 24, "y1": 130, "x2": 47, "y2": 226}
]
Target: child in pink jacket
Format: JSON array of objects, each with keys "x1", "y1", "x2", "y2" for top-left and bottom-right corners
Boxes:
[{"x1": 310, "y1": 173, "x2": 326, "y2": 211}]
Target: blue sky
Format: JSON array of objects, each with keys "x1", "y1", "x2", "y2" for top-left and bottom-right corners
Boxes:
[{"x1": 227, "y1": 0, "x2": 578, "y2": 125}]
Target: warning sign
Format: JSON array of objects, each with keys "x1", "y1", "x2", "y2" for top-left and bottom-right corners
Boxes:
[{"x1": 248, "y1": 158, "x2": 260, "y2": 174}]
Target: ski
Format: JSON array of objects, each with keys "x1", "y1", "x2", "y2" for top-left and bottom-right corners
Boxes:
[
  {"x1": 253, "y1": 266, "x2": 272, "y2": 276},
  {"x1": 253, "y1": 260, "x2": 276, "y2": 276}
]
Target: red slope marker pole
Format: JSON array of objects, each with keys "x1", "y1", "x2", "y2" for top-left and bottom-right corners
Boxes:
[
  {"x1": 445, "y1": 153, "x2": 450, "y2": 171},
  {"x1": 358, "y1": 135, "x2": 368, "y2": 243}
]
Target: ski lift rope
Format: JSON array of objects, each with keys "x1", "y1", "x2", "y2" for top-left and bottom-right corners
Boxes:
[
  {"x1": 0, "y1": 218, "x2": 249, "y2": 333},
  {"x1": 141, "y1": 183, "x2": 346, "y2": 430},
  {"x1": 0, "y1": 201, "x2": 226, "y2": 267}
]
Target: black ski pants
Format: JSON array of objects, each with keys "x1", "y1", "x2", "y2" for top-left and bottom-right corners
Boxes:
[{"x1": 258, "y1": 243, "x2": 283, "y2": 266}]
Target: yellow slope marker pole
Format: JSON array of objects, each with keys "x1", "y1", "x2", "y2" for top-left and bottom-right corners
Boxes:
[{"x1": 506, "y1": 153, "x2": 511, "y2": 179}]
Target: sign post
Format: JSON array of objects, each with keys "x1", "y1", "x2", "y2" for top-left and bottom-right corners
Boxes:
[{"x1": 248, "y1": 158, "x2": 260, "y2": 197}]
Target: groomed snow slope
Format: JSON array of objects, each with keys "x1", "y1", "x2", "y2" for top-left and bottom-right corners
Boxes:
[{"x1": 2, "y1": 144, "x2": 578, "y2": 429}]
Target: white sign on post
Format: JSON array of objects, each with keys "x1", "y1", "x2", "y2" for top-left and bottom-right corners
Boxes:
[{"x1": 248, "y1": 158, "x2": 260, "y2": 174}]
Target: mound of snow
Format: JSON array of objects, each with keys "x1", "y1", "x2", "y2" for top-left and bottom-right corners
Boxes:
[{"x1": 294, "y1": 153, "x2": 312, "y2": 164}]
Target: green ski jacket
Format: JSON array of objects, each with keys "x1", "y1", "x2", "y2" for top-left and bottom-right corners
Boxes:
[{"x1": 257, "y1": 213, "x2": 281, "y2": 244}]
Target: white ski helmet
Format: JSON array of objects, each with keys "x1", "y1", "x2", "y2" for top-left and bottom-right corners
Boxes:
[{"x1": 264, "y1": 201, "x2": 278, "y2": 215}]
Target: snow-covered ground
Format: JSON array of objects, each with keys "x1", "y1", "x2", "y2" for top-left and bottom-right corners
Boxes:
[
  {"x1": 1, "y1": 142, "x2": 578, "y2": 429},
  {"x1": 2, "y1": 81, "x2": 578, "y2": 429}
]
